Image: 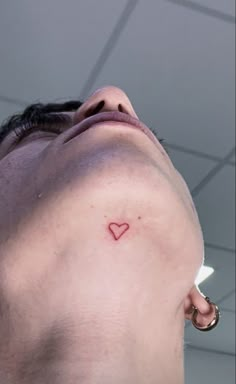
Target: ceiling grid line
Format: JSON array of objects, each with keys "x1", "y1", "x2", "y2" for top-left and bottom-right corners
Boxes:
[
  {"x1": 165, "y1": 0, "x2": 236, "y2": 24},
  {"x1": 79, "y1": 0, "x2": 138, "y2": 101},
  {"x1": 186, "y1": 345, "x2": 236, "y2": 357},
  {"x1": 205, "y1": 243, "x2": 235, "y2": 255},
  {"x1": 217, "y1": 289, "x2": 236, "y2": 305},
  {"x1": 0, "y1": 95, "x2": 28, "y2": 107},
  {"x1": 191, "y1": 147, "x2": 235, "y2": 197},
  {"x1": 220, "y1": 308, "x2": 235, "y2": 314},
  {"x1": 167, "y1": 143, "x2": 236, "y2": 166}
]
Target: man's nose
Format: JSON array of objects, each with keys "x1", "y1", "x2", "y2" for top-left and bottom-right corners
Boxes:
[{"x1": 73, "y1": 86, "x2": 139, "y2": 125}]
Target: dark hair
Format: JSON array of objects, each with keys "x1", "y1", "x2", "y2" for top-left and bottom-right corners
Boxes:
[{"x1": 0, "y1": 100, "x2": 83, "y2": 142}]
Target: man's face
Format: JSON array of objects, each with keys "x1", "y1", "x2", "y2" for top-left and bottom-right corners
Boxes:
[{"x1": 0, "y1": 86, "x2": 204, "y2": 348}]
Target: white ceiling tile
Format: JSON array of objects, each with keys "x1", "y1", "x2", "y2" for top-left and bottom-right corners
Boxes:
[
  {"x1": 193, "y1": 166, "x2": 235, "y2": 249},
  {"x1": 221, "y1": 291, "x2": 235, "y2": 312},
  {"x1": 167, "y1": 149, "x2": 217, "y2": 190},
  {"x1": 0, "y1": 0, "x2": 127, "y2": 102},
  {"x1": 91, "y1": 0, "x2": 235, "y2": 157},
  {"x1": 193, "y1": 0, "x2": 235, "y2": 16},
  {"x1": 0, "y1": 101, "x2": 24, "y2": 124},
  {"x1": 230, "y1": 152, "x2": 235, "y2": 163},
  {"x1": 184, "y1": 347, "x2": 236, "y2": 383},
  {"x1": 184, "y1": 310, "x2": 235, "y2": 354}
]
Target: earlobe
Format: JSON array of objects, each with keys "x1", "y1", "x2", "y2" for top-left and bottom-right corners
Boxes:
[
  {"x1": 184, "y1": 285, "x2": 221, "y2": 331},
  {"x1": 184, "y1": 285, "x2": 213, "y2": 321}
]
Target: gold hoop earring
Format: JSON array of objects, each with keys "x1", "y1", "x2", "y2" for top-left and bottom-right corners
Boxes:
[{"x1": 192, "y1": 297, "x2": 221, "y2": 332}]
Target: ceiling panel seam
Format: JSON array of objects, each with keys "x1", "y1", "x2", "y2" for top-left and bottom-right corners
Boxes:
[
  {"x1": 205, "y1": 242, "x2": 236, "y2": 254},
  {"x1": 0, "y1": 95, "x2": 28, "y2": 108},
  {"x1": 185, "y1": 345, "x2": 236, "y2": 357},
  {"x1": 79, "y1": 0, "x2": 139, "y2": 101},
  {"x1": 191, "y1": 147, "x2": 236, "y2": 197},
  {"x1": 165, "y1": 0, "x2": 236, "y2": 24},
  {"x1": 167, "y1": 143, "x2": 235, "y2": 166}
]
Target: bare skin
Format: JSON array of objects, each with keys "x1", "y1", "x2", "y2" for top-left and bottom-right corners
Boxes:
[{"x1": 0, "y1": 86, "x2": 215, "y2": 383}]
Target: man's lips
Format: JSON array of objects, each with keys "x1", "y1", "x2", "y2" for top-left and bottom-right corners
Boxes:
[{"x1": 65, "y1": 111, "x2": 160, "y2": 147}]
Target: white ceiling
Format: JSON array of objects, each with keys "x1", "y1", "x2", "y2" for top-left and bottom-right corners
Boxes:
[{"x1": 0, "y1": 0, "x2": 235, "y2": 361}]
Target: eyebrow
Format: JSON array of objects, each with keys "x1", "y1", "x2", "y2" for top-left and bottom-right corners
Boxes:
[{"x1": 0, "y1": 100, "x2": 83, "y2": 145}]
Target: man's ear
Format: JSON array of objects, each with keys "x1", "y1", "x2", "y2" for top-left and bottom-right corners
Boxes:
[{"x1": 184, "y1": 285, "x2": 215, "y2": 324}]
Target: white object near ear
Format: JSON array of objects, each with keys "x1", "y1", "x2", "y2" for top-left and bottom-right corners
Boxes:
[{"x1": 195, "y1": 265, "x2": 214, "y2": 285}]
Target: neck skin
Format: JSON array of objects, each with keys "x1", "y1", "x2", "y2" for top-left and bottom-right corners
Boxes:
[
  {"x1": 47, "y1": 228, "x2": 185, "y2": 384},
  {"x1": 0, "y1": 140, "x2": 203, "y2": 384},
  {"x1": 0, "y1": 181, "x2": 198, "y2": 384},
  {"x1": 1, "y1": 244, "x2": 185, "y2": 384}
]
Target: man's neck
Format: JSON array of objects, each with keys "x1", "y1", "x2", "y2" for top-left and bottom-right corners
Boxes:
[
  {"x1": 0, "y1": 302, "x2": 184, "y2": 384},
  {"x1": 29, "y1": 328, "x2": 184, "y2": 384},
  {"x1": 0, "y1": 198, "x2": 187, "y2": 383},
  {"x1": 41, "y1": 313, "x2": 184, "y2": 384}
]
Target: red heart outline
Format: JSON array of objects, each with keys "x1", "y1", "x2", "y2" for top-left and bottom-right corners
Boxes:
[{"x1": 108, "y1": 222, "x2": 130, "y2": 240}]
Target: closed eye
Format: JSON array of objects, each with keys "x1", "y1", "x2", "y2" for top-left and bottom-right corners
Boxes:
[
  {"x1": 9, "y1": 112, "x2": 168, "y2": 153},
  {"x1": 13, "y1": 113, "x2": 72, "y2": 142}
]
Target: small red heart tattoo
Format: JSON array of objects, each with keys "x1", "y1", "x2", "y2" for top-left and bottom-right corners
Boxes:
[{"x1": 108, "y1": 222, "x2": 130, "y2": 240}]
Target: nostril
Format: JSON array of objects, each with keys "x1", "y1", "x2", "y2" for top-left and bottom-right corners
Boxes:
[
  {"x1": 83, "y1": 100, "x2": 130, "y2": 119},
  {"x1": 118, "y1": 104, "x2": 123, "y2": 112},
  {"x1": 84, "y1": 100, "x2": 105, "y2": 118},
  {"x1": 118, "y1": 104, "x2": 129, "y2": 115}
]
